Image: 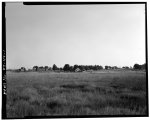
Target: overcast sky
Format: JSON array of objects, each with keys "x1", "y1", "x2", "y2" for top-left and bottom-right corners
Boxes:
[{"x1": 6, "y1": 3, "x2": 145, "y2": 69}]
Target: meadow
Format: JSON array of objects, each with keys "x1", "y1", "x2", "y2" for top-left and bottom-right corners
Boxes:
[{"x1": 6, "y1": 70, "x2": 147, "y2": 118}]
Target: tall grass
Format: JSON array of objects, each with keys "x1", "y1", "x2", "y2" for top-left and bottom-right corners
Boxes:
[{"x1": 6, "y1": 71, "x2": 147, "y2": 118}]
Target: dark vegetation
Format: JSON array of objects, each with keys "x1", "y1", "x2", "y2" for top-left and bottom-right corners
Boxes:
[
  {"x1": 8, "y1": 63, "x2": 146, "y2": 72},
  {"x1": 133, "y1": 63, "x2": 146, "y2": 70},
  {"x1": 6, "y1": 70, "x2": 147, "y2": 118}
]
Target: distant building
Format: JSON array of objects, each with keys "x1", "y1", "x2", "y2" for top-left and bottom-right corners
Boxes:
[{"x1": 75, "y1": 68, "x2": 81, "y2": 72}]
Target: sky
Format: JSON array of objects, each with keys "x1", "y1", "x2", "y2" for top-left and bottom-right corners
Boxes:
[{"x1": 6, "y1": 3, "x2": 146, "y2": 69}]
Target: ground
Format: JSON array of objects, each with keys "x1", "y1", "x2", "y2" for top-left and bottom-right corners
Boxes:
[{"x1": 6, "y1": 70, "x2": 147, "y2": 118}]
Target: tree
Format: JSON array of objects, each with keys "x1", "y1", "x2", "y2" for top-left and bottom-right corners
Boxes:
[
  {"x1": 73, "y1": 64, "x2": 78, "y2": 71},
  {"x1": 60, "y1": 67, "x2": 63, "y2": 71},
  {"x1": 99, "y1": 66, "x2": 103, "y2": 70},
  {"x1": 89, "y1": 65, "x2": 93, "y2": 70},
  {"x1": 48, "y1": 67, "x2": 52, "y2": 70},
  {"x1": 78, "y1": 65, "x2": 84, "y2": 71},
  {"x1": 33, "y1": 66, "x2": 38, "y2": 71},
  {"x1": 69, "y1": 66, "x2": 74, "y2": 72},
  {"x1": 53, "y1": 64, "x2": 58, "y2": 70},
  {"x1": 63, "y1": 64, "x2": 70, "y2": 71},
  {"x1": 133, "y1": 63, "x2": 146, "y2": 70},
  {"x1": 133, "y1": 64, "x2": 141, "y2": 69},
  {"x1": 39, "y1": 66, "x2": 44, "y2": 69},
  {"x1": 122, "y1": 66, "x2": 125, "y2": 69},
  {"x1": 21, "y1": 67, "x2": 26, "y2": 71},
  {"x1": 44, "y1": 66, "x2": 48, "y2": 71},
  {"x1": 108, "y1": 66, "x2": 111, "y2": 69},
  {"x1": 105, "y1": 66, "x2": 108, "y2": 70},
  {"x1": 114, "y1": 66, "x2": 118, "y2": 69},
  {"x1": 84, "y1": 65, "x2": 89, "y2": 70},
  {"x1": 125, "y1": 66, "x2": 129, "y2": 69},
  {"x1": 141, "y1": 63, "x2": 146, "y2": 69},
  {"x1": 93, "y1": 65, "x2": 97, "y2": 70}
]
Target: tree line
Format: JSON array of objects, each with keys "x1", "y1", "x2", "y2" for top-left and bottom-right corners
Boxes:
[
  {"x1": 133, "y1": 63, "x2": 146, "y2": 70},
  {"x1": 12, "y1": 63, "x2": 146, "y2": 72},
  {"x1": 33, "y1": 64, "x2": 104, "y2": 72},
  {"x1": 31, "y1": 63, "x2": 146, "y2": 72}
]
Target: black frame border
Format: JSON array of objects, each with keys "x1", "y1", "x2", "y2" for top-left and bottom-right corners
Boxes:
[
  {"x1": 2, "y1": 2, "x2": 6, "y2": 119},
  {"x1": 2, "y1": 1, "x2": 149, "y2": 119}
]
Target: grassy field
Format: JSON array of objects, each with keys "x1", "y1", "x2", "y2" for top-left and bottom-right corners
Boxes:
[{"x1": 6, "y1": 70, "x2": 147, "y2": 118}]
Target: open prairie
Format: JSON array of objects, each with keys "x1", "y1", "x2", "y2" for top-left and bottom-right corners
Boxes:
[{"x1": 6, "y1": 70, "x2": 147, "y2": 118}]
